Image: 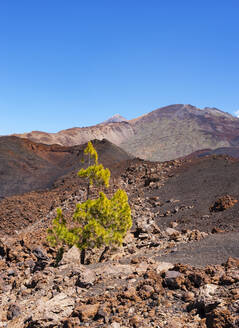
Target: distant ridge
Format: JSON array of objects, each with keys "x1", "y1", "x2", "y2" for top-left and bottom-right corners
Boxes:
[{"x1": 12, "y1": 104, "x2": 239, "y2": 161}]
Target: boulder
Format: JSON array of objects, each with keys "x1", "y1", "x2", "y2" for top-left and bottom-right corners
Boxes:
[
  {"x1": 156, "y1": 262, "x2": 174, "y2": 274},
  {"x1": 75, "y1": 268, "x2": 96, "y2": 288},
  {"x1": 75, "y1": 303, "x2": 99, "y2": 322},
  {"x1": 36, "y1": 293, "x2": 75, "y2": 322},
  {"x1": 164, "y1": 270, "x2": 184, "y2": 289},
  {"x1": 60, "y1": 245, "x2": 81, "y2": 265},
  {"x1": 210, "y1": 195, "x2": 238, "y2": 212},
  {"x1": 194, "y1": 284, "x2": 220, "y2": 313}
]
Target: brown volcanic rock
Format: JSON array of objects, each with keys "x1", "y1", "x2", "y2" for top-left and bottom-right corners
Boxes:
[
  {"x1": 14, "y1": 104, "x2": 239, "y2": 161},
  {"x1": 1, "y1": 234, "x2": 239, "y2": 328},
  {"x1": 210, "y1": 195, "x2": 238, "y2": 212},
  {"x1": 0, "y1": 136, "x2": 133, "y2": 197}
]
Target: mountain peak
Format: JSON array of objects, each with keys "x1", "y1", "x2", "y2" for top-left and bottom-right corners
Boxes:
[{"x1": 102, "y1": 114, "x2": 128, "y2": 124}]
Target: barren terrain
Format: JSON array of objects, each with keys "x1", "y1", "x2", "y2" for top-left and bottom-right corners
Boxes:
[{"x1": 0, "y1": 141, "x2": 239, "y2": 326}]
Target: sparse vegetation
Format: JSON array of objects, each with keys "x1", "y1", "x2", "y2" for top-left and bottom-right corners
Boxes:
[{"x1": 47, "y1": 141, "x2": 132, "y2": 264}]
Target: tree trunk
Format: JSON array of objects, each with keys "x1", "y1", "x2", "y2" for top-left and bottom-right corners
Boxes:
[
  {"x1": 86, "y1": 183, "x2": 90, "y2": 200},
  {"x1": 80, "y1": 249, "x2": 86, "y2": 264},
  {"x1": 99, "y1": 246, "x2": 109, "y2": 262},
  {"x1": 55, "y1": 247, "x2": 64, "y2": 266}
]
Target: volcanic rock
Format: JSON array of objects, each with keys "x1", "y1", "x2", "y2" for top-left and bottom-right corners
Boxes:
[{"x1": 210, "y1": 195, "x2": 238, "y2": 212}]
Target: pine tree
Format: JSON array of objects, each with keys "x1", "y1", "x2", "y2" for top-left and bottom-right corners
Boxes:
[
  {"x1": 47, "y1": 141, "x2": 132, "y2": 264},
  {"x1": 78, "y1": 141, "x2": 110, "y2": 199}
]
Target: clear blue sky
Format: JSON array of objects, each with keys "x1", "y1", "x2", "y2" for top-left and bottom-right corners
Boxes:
[{"x1": 1, "y1": 0, "x2": 239, "y2": 134}]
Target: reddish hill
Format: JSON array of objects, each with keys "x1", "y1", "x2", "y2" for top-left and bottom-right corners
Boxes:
[{"x1": 0, "y1": 137, "x2": 133, "y2": 197}]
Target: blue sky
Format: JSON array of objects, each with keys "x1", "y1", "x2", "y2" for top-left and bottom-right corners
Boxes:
[{"x1": 1, "y1": 0, "x2": 239, "y2": 134}]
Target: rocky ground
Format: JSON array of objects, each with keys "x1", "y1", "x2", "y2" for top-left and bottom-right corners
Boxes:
[{"x1": 0, "y1": 154, "x2": 239, "y2": 327}]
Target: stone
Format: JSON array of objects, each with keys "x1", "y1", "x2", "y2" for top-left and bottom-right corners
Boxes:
[
  {"x1": 165, "y1": 270, "x2": 182, "y2": 279},
  {"x1": 206, "y1": 307, "x2": 235, "y2": 328},
  {"x1": 210, "y1": 195, "x2": 238, "y2": 212},
  {"x1": 76, "y1": 303, "x2": 100, "y2": 322},
  {"x1": 139, "y1": 284, "x2": 155, "y2": 299},
  {"x1": 7, "y1": 269, "x2": 16, "y2": 276},
  {"x1": 95, "y1": 263, "x2": 134, "y2": 278},
  {"x1": 183, "y1": 291, "x2": 195, "y2": 302},
  {"x1": 111, "y1": 323, "x2": 121, "y2": 328},
  {"x1": 225, "y1": 256, "x2": 239, "y2": 269},
  {"x1": 75, "y1": 268, "x2": 96, "y2": 288},
  {"x1": 36, "y1": 293, "x2": 75, "y2": 322},
  {"x1": 129, "y1": 314, "x2": 143, "y2": 327},
  {"x1": 156, "y1": 262, "x2": 174, "y2": 274},
  {"x1": 31, "y1": 260, "x2": 47, "y2": 273},
  {"x1": 187, "y1": 230, "x2": 207, "y2": 241},
  {"x1": 123, "y1": 287, "x2": 139, "y2": 301},
  {"x1": 169, "y1": 221, "x2": 178, "y2": 228},
  {"x1": 194, "y1": 284, "x2": 220, "y2": 313},
  {"x1": 165, "y1": 228, "x2": 179, "y2": 236},
  {"x1": 7, "y1": 304, "x2": 21, "y2": 320},
  {"x1": 32, "y1": 247, "x2": 48, "y2": 261},
  {"x1": 62, "y1": 317, "x2": 81, "y2": 327},
  {"x1": 0, "y1": 240, "x2": 6, "y2": 258},
  {"x1": 60, "y1": 245, "x2": 81, "y2": 265},
  {"x1": 164, "y1": 270, "x2": 183, "y2": 289},
  {"x1": 96, "y1": 304, "x2": 110, "y2": 323},
  {"x1": 211, "y1": 227, "x2": 224, "y2": 234},
  {"x1": 134, "y1": 262, "x2": 148, "y2": 274}
]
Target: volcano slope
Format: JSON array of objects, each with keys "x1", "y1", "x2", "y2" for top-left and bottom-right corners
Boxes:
[
  {"x1": 149, "y1": 155, "x2": 239, "y2": 233},
  {"x1": 0, "y1": 152, "x2": 239, "y2": 327},
  {"x1": 0, "y1": 136, "x2": 132, "y2": 198},
  {"x1": 184, "y1": 146, "x2": 239, "y2": 159}
]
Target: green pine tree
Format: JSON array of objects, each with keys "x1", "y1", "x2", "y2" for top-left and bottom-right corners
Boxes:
[
  {"x1": 47, "y1": 141, "x2": 132, "y2": 264},
  {"x1": 78, "y1": 141, "x2": 110, "y2": 199}
]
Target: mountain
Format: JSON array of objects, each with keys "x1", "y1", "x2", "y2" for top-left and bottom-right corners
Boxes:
[
  {"x1": 120, "y1": 104, "x2": 239, "y2": 161},
  {"x1": 0, "y1": 137, "x2": 133, "y2": 197},
  {"x1": 102, "y1": 114, "x2": 128, "y2": 124},
  {"x1": 13, "y1": 104, "x2": 239, "y2": 161}
]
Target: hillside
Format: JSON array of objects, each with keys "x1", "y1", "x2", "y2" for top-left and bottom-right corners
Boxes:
[
  {"x1": 0, "y1": 137, "x2": 133, "y2": 197},
  {"x1": 184, "y1": 146, "x2": 239, "y2": 159},
  {"x1": 13, "y1": 104, "x2": 239, "y2": 161}
]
